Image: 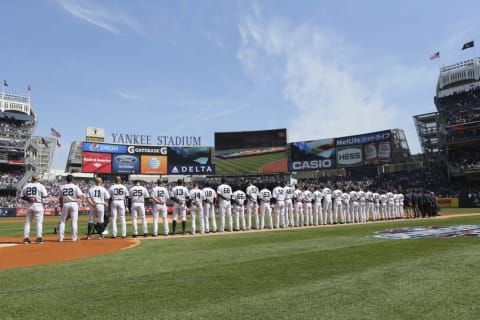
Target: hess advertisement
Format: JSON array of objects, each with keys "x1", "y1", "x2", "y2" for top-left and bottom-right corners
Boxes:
[
  {"x1": 336, "y1": 146, "x2": 363, "y2": 167},
  {"x1": 289, "y1": 138, "x2": 336, "y2": 171}
]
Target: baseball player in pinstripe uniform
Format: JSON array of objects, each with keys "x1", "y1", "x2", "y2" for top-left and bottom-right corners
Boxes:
[
  {"x1": 259, "y1": 185, "x2": 273, "y2": 229},
  {"x1": 189, "y1": 183, "x2": 205, "y2": 234},
  {"x1": 341, "y1": 190, "x2": 350, "y2": 223},
  {"x1": 313, "y1": 185, "x2": 323, "y2": 225},
  {"x1": 293, "y1": 185, "x2": 304, "y2": 227},
  {"x1": 322, "y1": 185, "x2": 333, "y2": 224},
  {"x1": 245, "y1": 181, "x2": 259, "y2": 230},
  {"x1": 108, "y1": 176, "x2": 130, "y2": 238},
  {"x1": 349, "y1": 189, "x2": 359, "y2": 223},
  {"x1": 170, "y1": 179, "x2": 190, "y2": 235},
  {"x1": 129, "y1": 180, "x2": 150, "y2": 237},
  {"x1": 302, "y1": 185, "x2": 313, "y2": 226},
  {"x1": 272, "y1": 182, "x2": 286, "y2": 228},
  {"x1": 151, "y1": 179, "x2": 170, "y2": 236},
  {"x1": 20, "y1": 176, "x2": 48, "y2": 244},
  {"x1": 86, "y1": 177, "x2": 110, "y2": 240},
  {"x1": 58, "y1": 174, "x2": 84, "y2": 242},
  {"x1": 332, "y1": 187, "x2": 343, "y2": 224},
  {"x1": 202, "y1": 184, "x2": 217, "y2": 233},
  {"x1": 284, "y1": 183, "x2": 295, "y2": 227},
  {"x1": 365, "y1": 189, "x2": 374, "y2": 222},
  {"x1": 358, "y1": 188, "x2": 367, "y2": 222},
  {"x1": 232, "y1": 186, "x2": 247, "y2": 231},
  {"x1": 217, "y1": 178, "x2": 233, "y2": 232}
]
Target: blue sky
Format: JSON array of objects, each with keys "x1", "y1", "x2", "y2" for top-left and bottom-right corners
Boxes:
[{"x1": 1, "y1": 0, "x2": 479, "y2": 170}]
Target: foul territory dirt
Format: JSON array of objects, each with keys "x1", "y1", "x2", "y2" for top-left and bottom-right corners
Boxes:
[{"x1": 0, "y1": 237, "x2": 139, "y2": 270}]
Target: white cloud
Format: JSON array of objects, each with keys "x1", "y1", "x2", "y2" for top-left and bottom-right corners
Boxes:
[
  {"x1": 56, "y1": 0, "x2": 146, "y2": 36},
  {"x1": 237, "y1": 13, "x2": 437, "y2": 153},
  {"x1": 114, "y1": 91, "x2": 142, "y2": 101}
]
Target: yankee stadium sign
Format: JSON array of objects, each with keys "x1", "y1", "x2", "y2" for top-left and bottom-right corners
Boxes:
[{"x1": 111, "y1": 133, "x2": 201, "y2": 146}]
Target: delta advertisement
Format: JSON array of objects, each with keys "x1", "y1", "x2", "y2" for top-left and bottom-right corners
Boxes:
[
  {"x1": 289, "y1": 138, "x2": 336, "y2": 171},
  {"x1": 167, "y1": 147, "x2": 215, "y2": 175}
]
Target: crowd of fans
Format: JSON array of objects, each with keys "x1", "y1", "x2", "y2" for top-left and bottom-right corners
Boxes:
[
  {"x1": 436, "y1": 86, "x2": 480, "y2": 125},
  {"x1": 449, "y1": 149, "x2": 480, "y2": 170},
  {"x1": 1, "y1": 167, "x2": 474, "y2": 209},
  {"x1": 0, "y1": 171, "x2": 22, "y2": 188},
  {"x1": 0, "y1": 119, "x2": 35, "y2": 147}
]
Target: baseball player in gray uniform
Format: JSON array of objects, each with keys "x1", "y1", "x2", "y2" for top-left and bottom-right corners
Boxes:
[
  {"x1": 20, "y1": 176, "x2": 48, "y2": 244},
  {"x1": 151, "y1": 179, "x2": 170, "y2": 236},
  {"x1": 86, "y1": 177, "x2": 110, "y2": 240},
  {"x1": 108, "y1": 176, "x2": 130, "y2": 238},
  {"x1": 58, "y1": 174, "x2": 84, "y2": 242},
  {"x1": 129, "y1": 180, "x2": 150, "y2": 237}
]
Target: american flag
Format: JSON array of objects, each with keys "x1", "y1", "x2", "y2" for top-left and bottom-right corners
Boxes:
[
  {"x1": 429, "y1": 52, "x2": 440, "y2": 60},
  {"x1": 56, "y1": 140, "x2": 61, "y2": 148},
  {"x1": 51, "y1": 127, "x2": 61, "y2": 138}
]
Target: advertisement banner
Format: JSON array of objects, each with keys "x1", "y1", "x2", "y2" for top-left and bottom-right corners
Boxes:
[
  {"x1": 168, "y1": 147, "x2": 212, "y2": 165},
  {"x1": 289, "y1": 138, "x2": 336, "y2": 171},
  {"x1": 127, "y1": 145, "x2": 168, "y2": 155},
  {"x1": 112, "y1": 154, "x2": 140, "y2": 174},
  {"x1": 140, "y1": 155, "x2": 168, "y2": 174},
  {"x1": 83, "y1": 142, "x2": 127, "y2": 154},
  {"x1": 168, "y1": 164, "x2": 216, "y2": 175},
  {"x1": 0, "y1": 208, "x2": 16, "y2": 217},
  {"x1": 363, "y1": 142, "x2": 392, "y2": 165},
  {"x1": 436, "y1": 198, "x2": 459, "y2": 208},
  {"x1": 82, "y1": 152, "x2": 112, "y2": 173},
  {"x1": 336, "y1": 146, "x2": 363, "y2": 167},
  {"x1": 335, "y1": 130, "x2": 391, "y2": 147}
]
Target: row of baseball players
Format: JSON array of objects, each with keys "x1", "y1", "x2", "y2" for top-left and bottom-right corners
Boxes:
[
  {"x1": 19, "y1": 174, "x2": 407, "y2": 243},
  {"x1": 93, "y1": 177, "x2": 407, "y2": 238}
]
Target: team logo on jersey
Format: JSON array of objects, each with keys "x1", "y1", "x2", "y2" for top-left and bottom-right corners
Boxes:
[{"x1": 368, "y1": 225, "x2": 480, "y2": 239}]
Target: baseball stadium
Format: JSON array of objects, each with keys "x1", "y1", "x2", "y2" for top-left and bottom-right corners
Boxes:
[{"x1": 1, "y1": 55, "x2": 480, "y2": 320}]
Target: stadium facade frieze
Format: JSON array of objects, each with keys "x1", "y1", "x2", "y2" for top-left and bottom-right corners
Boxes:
[{"x1": 111, "y1": 132, "x2": 201, "y2": 146}]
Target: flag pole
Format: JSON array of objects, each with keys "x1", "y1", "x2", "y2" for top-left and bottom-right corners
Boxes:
[{"x1": 2, "y1": 81, "x2": 4, "y2": 112}]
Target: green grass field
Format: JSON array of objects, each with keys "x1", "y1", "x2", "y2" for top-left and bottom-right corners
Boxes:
[
  {"x1": 1, "y1": 210, "x2": 480, "y2": 319},
  {"x1": 215, "y1": 152, "x2": 287, "y2": 174}
]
